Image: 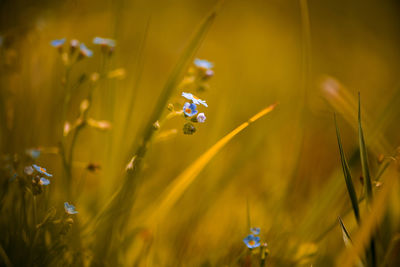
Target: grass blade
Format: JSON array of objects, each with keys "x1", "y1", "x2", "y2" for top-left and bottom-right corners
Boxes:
[
  {"x1": 125, "y1": 1, "x2": 222, "y2": 163},
  {"x1": 358, "y1": 93, "x2": 373, "y2": 204},
  {"x1": 358, "y1": 93, "x2": 377, "y2": 267},
  {"x1": 338, "y1": 217, "x2": 353, "y2": 248},
  {"x1": 148, "y1": 104, "x2": 278, "y2": 223},
  {"x1": 91, "y1": 2, "x2": 223, "y2": 261},
  {"x1": 338, "y1": 217, "x2": 365, "y2": 267},
  {"x1": 93, "y1": 0, "x2": 222, "y2": 225},
  {"x1": 337, "y1": 173, "x2": 397, "y2": 267},
  {"x1": 334, "y1": 113, "x2": 360, "y2": 224}
]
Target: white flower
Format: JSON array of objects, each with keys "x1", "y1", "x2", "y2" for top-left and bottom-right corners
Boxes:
[
  {"x1": 182, "y1": 92, "x2": 208, "y2": 107},
  {"x1": 197, "y1": 113, "x2": 206, "y2": 123}
]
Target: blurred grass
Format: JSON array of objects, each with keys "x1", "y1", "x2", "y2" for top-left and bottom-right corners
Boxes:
[{"x1": 1, "y1": 0, "x2": 400, "y2": 266}]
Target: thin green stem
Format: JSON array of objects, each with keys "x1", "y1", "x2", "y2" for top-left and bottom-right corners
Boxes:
[{"x1": 61, "y1": 66, "x2": 72, "y2": 128}]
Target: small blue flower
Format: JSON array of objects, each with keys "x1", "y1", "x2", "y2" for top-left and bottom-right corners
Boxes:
[
  {"x1": 197, "y1": 113, "x2": 206, "y2": 123},
  {"x1": 32, "y1": 164, "x2": 53, "y2": 177},
  {"x1": 194, "y1": 58, "x2": 213, "y2": 69},
  {"x1": 26, "y1": 148, "x2": 41, "y2": 159},
  {"x1": 250, "y1": 227, "x2": 260, "y2": 235},
  {"x1": 79, "y1": 43, "x2": 93, "y2": 57},
  {"x1": 39, "y1": 177, "x2": 50, "y2": 186},
  {"x1": 93, "y1": 37, "x2": 116, "y2": 47},
  {"x1": 64, "y1": 202, "x2": 78, "y2": 214},
  {"x1": 183, "y1": 102, "x2": 198, "y2": 117},
  {"x1": 50, "y1": 38, "x2": 66, "y2": 47},
  {"x1": 243, "y1": 234, "x2": 260, "y2": 249},
  {"x1": 182, "y1": 92, "x2": 208, "y2": 107}
]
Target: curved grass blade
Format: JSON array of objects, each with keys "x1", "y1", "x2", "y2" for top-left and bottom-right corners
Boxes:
[
  {"x1": 92, "y1": 0, "x2": 222, "y2": 227},
  {"x1": 338, "y1": 217, "x2": 365, "y2": 267},
  {"x1": 125, "y1": 1, "x2": 222, "y2": 164},
  {"x1": 90, "y1": 2, "x2": 223, "y2": 261},
  {"x1": 148, "y1": 104, "x2": 277, "y2": 223},
  {"x1": 335, "y1": 113, "x2": 360, "y2": 224},
  {"x1": 339, "y1": 217, "x2": 353, "y2": 248},
  {"x1": 314, "y1": 155, "x2": 394, "y2": 243}
]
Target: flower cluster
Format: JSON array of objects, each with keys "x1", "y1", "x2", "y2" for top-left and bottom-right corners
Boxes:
[
  {"x1": 93, "y1": 37, "x2": 116, "y2": 55},
  {"x1": 29, "y1": 164, "x2": 52, "y2": 195},
  {"x1": 243, "y1": 227, "x2": 269, "y2": 264},
  {"x1": 160, "y1": 58, "x2": 213, "y2": 136},
  {"x1": 243, "y1": 227, "x2": 268, "y2": 250},
  {"x1": 50, "y1": 38, "x2": 93, "y2": 65},
  {"x1": 243, "y1": 227, "x2": 261, "y2": 249},
  {"x1": 50, "y1": 36, "x2": 119, "y2": 66},
  {"x1": 181, "y1": 91, "x2": 208, "y2": 135}
]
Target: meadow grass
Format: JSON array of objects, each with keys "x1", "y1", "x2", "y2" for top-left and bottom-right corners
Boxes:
[{"x1": 1, "y1": 0, "x2": 400, "y2": 266}]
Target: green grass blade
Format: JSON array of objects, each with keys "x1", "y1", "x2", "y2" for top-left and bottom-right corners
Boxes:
[
  {"x1": 147, "y1": 104, "x2": 277, "y2": 224},
  {"x1": 125, "y1": 2, "x2": 222, "y2": 163},
  {"x1": 94, "y1": 1, "x2": 222, "y2": 225},
  {"x1": 338, "y1": 173, "x2": 395, "y2": 267},
  {"x1": 334, "y1": 113, "x2": 361, "y2": 224},
  {"x1": 91, "y1": 3, "x2": 222, "y2": 261},
  {"x1": 358, "y1": 93, "x2": 373, "y2": 204},
  {"x1": 358, "y1": 93, "x2": 376, "y2": 267},
  {"x1": 338, "y1": 217, "x2": 365, "y2": 267},
  {"x1": 338, "y1": 217, "x2": 353, "y2": 248}
]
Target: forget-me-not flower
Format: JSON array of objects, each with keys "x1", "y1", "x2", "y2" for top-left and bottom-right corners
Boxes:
[
  {"x1": 64, "y1": 202, "x2": 78, "y2": 214},
  {"x1": 93, "y1": 37, "x2": 116, "y2": 47},
  {"x1": 194, "y1": 59, "x2": 213, "y2": 69},
  {"x1": 39, "y1": 177, "x2": 50, "y2": 186},
  {"x1": 182, "y1": 92, "x2": 208, "y2": 107},
  {"x1": 243, "y1": 234, "x2": 261, "y2": 249},
  {"x1": 250, "y1": 227, "x2": 260, "y2": 235},
  {"x1": 183, "y1": 102, "x2": 198, "y2": 117},
  {"x1": 50, "y1": 38, "x2": 66, "y2": 48},
  {"x1": 32, "y1": 164, "x2": 53, "y2": 177},
  {"x1": 79, "y1": 43, "x2": 93, "y2": 58}
]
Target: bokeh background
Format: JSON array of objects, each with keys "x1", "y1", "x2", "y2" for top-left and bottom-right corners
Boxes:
[{"x1": 1, "y1": 0, "x2": 400, "y2": 265}]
